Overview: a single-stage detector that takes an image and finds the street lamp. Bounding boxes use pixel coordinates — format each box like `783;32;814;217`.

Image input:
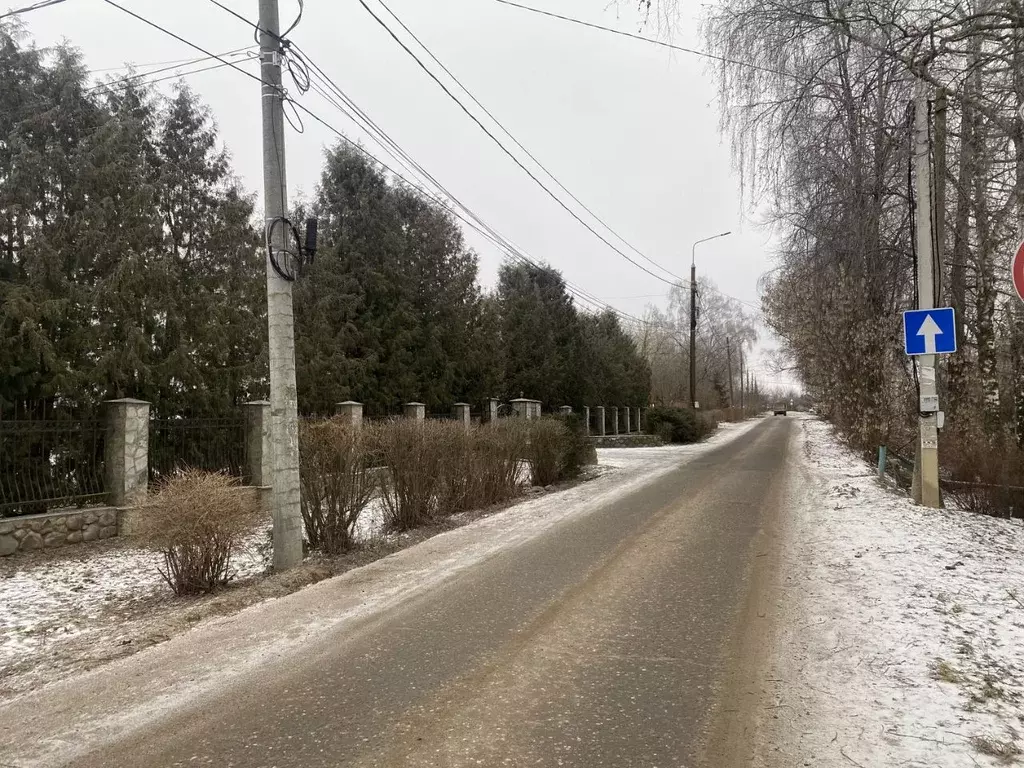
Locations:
689;231;732;409
692;231;732;267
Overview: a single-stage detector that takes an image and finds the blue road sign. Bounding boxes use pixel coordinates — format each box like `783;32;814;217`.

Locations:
903;307;957;355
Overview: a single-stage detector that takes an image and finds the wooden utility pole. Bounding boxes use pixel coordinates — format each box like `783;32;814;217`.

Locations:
912;78;943;509
260;0;303;568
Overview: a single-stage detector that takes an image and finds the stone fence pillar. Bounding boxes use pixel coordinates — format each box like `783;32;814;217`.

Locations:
105;398;150;507
611;407;620;435
559;405;573;416
403;402;425;421
452;403;471;429
583;406;591;435
242;401;273;487
623;407;631;434
593;406;606;436
335;401;364;429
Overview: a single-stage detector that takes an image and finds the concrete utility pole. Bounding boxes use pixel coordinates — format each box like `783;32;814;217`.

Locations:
739;347;745;411
689;231;730;410
260;0;303;568
689;262;698;409
912;78;943;509
726;336;735;409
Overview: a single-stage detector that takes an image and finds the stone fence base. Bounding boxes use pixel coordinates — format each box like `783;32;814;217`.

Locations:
0;507;119;556
0;486;272;557
589;434;665;449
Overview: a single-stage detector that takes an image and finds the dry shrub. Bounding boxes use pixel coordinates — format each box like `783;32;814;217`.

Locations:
139;469;263;596
463;420;528;510
376;419;446;531
526;417;570;487
943;428;1024;517
434;422;475;516
427;420;531;516
299;418;377;553
374;420;531;528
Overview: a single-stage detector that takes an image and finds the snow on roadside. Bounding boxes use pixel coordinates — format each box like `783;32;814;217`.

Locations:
0;528;270;665
765;415;1024;766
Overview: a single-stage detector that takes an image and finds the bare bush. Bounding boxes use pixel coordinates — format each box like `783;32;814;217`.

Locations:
942;430;1024;518
375;420;446;531
526;417;571;487
434;423;476;517
473;420;528;507
299;418;377;553
138;469;263;596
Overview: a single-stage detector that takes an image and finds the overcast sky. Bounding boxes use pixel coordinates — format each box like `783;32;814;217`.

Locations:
18;0;794;390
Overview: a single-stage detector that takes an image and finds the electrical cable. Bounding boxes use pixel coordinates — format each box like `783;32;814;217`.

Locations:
371;0;687;285
88;53;232;75
0;0;68;21
492;0;795;79
356;0;681;288
206;3;761;320
91;58;256;93
266;217;303;281
85;47;255;93
105;0;732;332
206;0;302;43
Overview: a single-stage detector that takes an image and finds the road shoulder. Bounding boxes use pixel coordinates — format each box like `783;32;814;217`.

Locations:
753;415;1024;766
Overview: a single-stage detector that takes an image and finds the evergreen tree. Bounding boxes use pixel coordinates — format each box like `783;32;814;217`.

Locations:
295;144;489;414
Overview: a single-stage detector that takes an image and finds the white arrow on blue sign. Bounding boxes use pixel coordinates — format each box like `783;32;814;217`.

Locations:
903;307;957;355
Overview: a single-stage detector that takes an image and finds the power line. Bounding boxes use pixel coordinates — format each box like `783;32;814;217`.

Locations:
296;60;645;321
105;1;716;332
356;0;681;288
105;0;635;322
493;0;793;79
88;54;227;75
90;56;258;94
101;0;267;90
86;47;255;93
0;0;68;21
205;4;750;324
371;0;686;285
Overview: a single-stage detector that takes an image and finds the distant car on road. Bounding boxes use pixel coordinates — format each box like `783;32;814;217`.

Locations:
773;403;788;416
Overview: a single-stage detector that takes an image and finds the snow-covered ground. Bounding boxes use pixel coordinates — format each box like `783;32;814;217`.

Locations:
0;421;762;701
0;529;270;669
764;415;1024;766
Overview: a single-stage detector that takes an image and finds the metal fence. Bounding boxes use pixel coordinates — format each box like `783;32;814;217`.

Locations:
148;415;246;485
882;448;1024;519
0;413;106;517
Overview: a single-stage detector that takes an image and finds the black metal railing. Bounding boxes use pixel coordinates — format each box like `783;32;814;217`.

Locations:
148;416;246;484
0;416;106;517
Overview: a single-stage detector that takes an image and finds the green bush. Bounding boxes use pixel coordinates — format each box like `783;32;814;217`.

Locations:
643;407;717;444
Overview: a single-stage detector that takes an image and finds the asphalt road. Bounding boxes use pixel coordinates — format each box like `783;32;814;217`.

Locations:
57;418;793;767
